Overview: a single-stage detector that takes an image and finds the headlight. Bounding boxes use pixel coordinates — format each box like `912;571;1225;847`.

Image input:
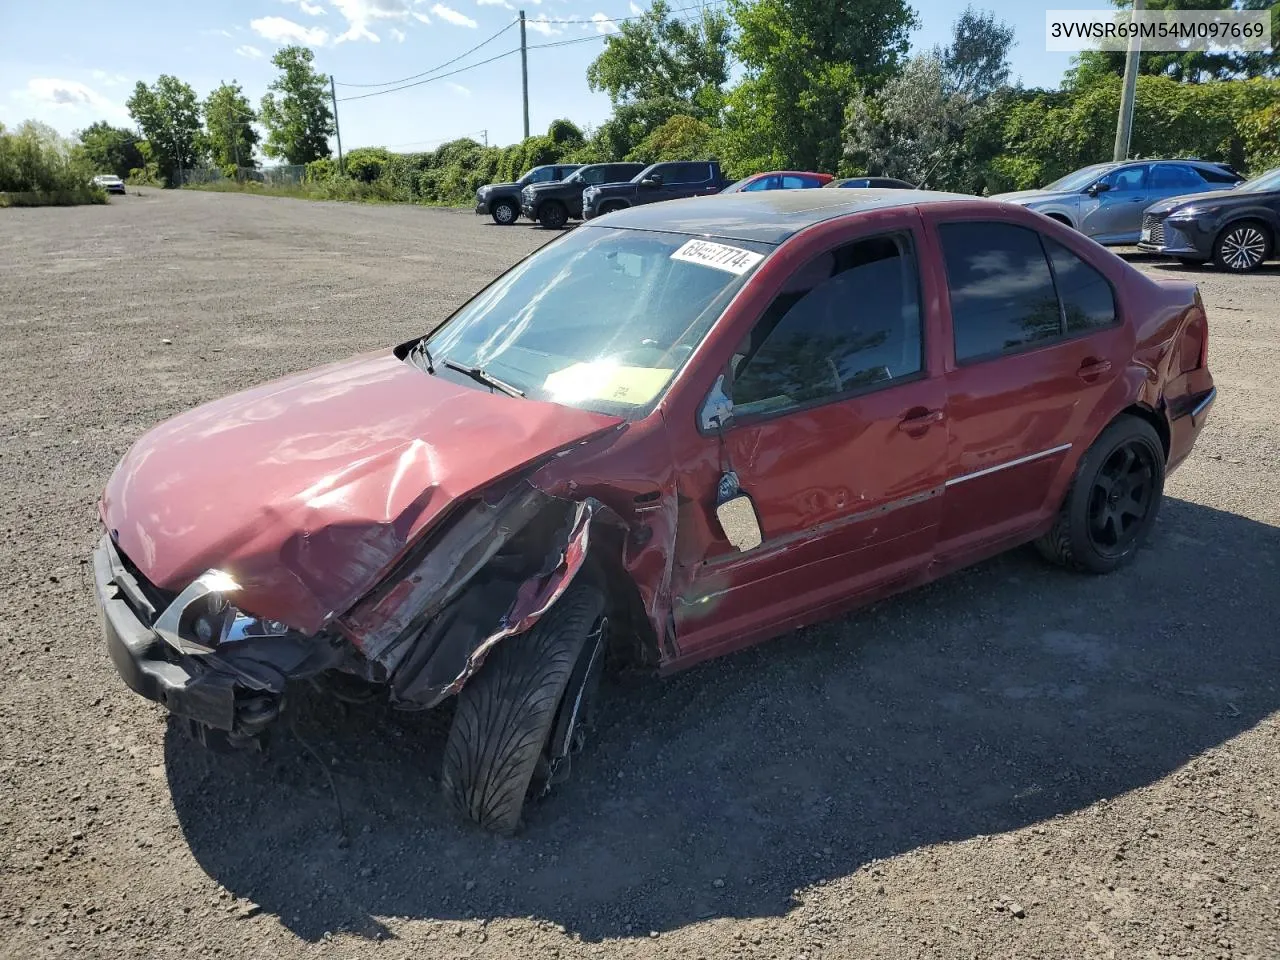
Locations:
153;569;290;656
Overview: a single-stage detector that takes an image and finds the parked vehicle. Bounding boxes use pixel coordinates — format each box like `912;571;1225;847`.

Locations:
720;171;833;193
828;176;917;189
92;174;126;195
94;188;1215;834
521;162;646;228
475;164;582;225
1139;166;1280;272
991;160;1243;245
581;161;725;219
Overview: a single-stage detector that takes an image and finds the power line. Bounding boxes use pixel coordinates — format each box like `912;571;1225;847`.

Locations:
334;20;518;88
336;47;521;102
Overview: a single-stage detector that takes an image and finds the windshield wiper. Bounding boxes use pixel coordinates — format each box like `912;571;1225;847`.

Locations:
408;338;435;374
442;358;525;398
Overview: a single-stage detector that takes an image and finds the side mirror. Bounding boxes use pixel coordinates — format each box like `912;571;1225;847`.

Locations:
641;175;662;188
1086;181;1110;196
716;494;762;553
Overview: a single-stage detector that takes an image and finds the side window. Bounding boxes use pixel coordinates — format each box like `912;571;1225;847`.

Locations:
1199;165;1240;184
781;175;813;189
579;167;607;185
939;222;1063;362
742;175;776;192
1102;165;1148;191
1150;164;1206;190
732;234;923;415
668;163;708;184
527;167;555;184
1045;239;1117;335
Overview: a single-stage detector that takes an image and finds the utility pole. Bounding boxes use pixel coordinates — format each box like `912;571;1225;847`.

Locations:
519;10;530;140
1113;0;1146;161
482;128;488;148
330;74;345;176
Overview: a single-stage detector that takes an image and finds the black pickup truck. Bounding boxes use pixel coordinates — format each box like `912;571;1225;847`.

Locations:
521;162;647;228
581;161;726;220
474;163;582;225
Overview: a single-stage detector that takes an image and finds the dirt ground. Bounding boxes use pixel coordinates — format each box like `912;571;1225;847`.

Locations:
1;188;1277;960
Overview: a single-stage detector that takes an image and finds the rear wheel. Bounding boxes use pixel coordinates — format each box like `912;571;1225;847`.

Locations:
1035;415;1165;574
490;198;518;225
538;200;569;229
441;583;607;834
1213;220;1271;273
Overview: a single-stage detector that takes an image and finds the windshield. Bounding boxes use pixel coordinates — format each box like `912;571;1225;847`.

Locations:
1044;163;1116;192
1238;167;1280;194
422;226;773;418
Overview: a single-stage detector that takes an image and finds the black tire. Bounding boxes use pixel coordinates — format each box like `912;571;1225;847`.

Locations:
1176;257;1207;268
538;200;569;229
442;583;606;834
599;200;627;216
1212;220;1271;273
490;198;519;225
1035;415;1165;574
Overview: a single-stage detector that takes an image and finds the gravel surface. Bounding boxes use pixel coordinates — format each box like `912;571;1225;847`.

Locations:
2;188;1278;960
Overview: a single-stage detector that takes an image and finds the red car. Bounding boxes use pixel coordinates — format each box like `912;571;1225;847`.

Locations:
721;171;833;193
94;189;1215;834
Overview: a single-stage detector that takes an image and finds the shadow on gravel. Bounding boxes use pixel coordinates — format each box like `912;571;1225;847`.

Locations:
166;496;1280;943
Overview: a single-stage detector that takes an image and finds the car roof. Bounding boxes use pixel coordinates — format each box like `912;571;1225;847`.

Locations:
590;188;975;244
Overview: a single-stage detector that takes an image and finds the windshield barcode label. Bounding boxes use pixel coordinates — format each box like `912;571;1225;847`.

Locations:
670;239;764;275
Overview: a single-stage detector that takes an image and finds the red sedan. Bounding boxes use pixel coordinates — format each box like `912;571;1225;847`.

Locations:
721;170;833;192
94;189;1215;833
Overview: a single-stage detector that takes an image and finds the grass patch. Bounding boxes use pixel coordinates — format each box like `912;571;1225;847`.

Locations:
0;186;107;208
183;177;464;207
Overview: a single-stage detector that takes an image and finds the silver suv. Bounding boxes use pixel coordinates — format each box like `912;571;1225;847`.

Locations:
990;160;1242;245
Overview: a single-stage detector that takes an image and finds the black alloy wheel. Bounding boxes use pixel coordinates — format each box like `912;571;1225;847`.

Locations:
1086;440;1158;559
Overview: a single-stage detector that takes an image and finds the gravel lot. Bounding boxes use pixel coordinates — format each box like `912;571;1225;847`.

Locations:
2;188;1278;960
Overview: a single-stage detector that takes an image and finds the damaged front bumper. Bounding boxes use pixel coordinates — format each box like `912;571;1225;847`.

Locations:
92;536;345;742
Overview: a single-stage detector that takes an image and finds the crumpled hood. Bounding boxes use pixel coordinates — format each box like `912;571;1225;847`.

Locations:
101;351;623;634
1144;188;1241;216
990;189;1076;206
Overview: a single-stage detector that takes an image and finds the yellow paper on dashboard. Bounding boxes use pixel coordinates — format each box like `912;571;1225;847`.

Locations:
543;362;674;406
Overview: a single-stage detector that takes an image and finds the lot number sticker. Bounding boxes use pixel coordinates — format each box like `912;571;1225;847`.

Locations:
670;239;764;275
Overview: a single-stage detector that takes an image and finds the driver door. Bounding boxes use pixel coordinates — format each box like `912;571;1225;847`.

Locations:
672;216;948;663
1081;164;1149;241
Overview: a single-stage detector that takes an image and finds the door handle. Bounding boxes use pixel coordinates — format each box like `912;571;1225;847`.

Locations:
1078;358;1112;380
898;409;945;432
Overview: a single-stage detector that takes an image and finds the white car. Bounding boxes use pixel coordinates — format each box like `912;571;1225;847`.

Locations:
92;174;126;195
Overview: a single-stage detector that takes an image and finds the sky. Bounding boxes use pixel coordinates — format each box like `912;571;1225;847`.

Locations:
0;0;1119;153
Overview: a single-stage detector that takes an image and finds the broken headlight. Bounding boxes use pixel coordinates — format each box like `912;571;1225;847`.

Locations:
153;569;291;656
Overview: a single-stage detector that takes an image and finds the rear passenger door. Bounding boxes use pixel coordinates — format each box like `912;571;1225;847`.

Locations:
928;216;1129;560
781;174;822;190
666;162;721;199
1082;164;1150;241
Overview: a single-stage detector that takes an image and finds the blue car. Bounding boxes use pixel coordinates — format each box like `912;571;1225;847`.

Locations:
990;159;1243;245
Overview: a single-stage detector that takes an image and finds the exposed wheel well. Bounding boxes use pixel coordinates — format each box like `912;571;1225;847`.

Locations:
1045;213;1073;228
583;529;662;672
1118;403;1170;460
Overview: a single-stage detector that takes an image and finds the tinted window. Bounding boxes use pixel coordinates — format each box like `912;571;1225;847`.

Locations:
1150;164;1206;190
667;163;710;184
525;166;556;184
1200;165;1242;184
1102;165;1148;191
939;222;1063;362
1045;239;1117;335
733;235;923;415
579;167;609;185
781;174;816;189
742;175;776;192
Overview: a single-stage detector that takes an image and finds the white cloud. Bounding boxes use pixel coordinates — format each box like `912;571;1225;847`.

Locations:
412;10;431;22
446;81;471;96
200;27;235;38
628;1;642;13
236;44;265;58
589;12;617;33
329;0;419;42
477;0;514;7
26;78;110;109
282;0;327;13
250;15;330;44
90;70;130;87
431;3;477;27
524;14;561;35
390;26;406;40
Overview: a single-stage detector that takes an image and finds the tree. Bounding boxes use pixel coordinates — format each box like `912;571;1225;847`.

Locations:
587;0;732;157
74;121;145;179
844;6;1016;191
627;115;717;162
259;46;334;165
727;0;917;172
126;75;205;185
204;82;260;177
1066;0;1280;85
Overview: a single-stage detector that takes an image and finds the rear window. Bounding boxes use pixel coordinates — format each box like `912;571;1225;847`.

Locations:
666;163;711;184
1045;239;1117;335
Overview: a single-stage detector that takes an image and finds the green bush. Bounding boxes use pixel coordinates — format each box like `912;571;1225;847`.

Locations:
0;120;106;206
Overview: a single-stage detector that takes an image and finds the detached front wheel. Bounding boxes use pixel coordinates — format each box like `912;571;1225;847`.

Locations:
442;583;607;834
